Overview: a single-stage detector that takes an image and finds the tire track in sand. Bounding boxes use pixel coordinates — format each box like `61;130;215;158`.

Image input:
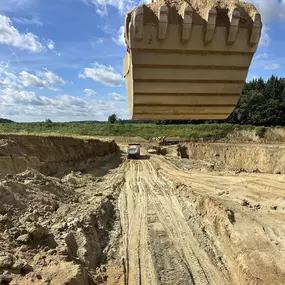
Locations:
116;152;285;285
119;156;229;285
118;160;158;285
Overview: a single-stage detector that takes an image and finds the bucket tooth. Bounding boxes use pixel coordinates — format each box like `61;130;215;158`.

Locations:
158;5;168;40
250;13;262;46
228;8;240;45
133;6;144;40
205;8;217;45
181;5;193;41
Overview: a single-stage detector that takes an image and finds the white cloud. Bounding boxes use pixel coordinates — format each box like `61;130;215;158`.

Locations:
90;38;104;48
95;38;103;44
255;53;268;60
19;71;46;88
0;71;22;90
59;94;87;107
40;70;65;85
13;17;43;26
112;26;125;46
259;25;271;47
252;54;282;71
0;14;53;53
79;62;124;87
0;61;10;68
1;88;50;106
246;1;285;48
248;0;285;22
0;88;129;122
99;24;125;46
0;0;37;13
84;0;285;19
263;63;280;70
0;63;66;91
84;0;138;16
47;40;55;50
98;25;116;35
109;92;126;101
0;15;44;52
84;88;96;96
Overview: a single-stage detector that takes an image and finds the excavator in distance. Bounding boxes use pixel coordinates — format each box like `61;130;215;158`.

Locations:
154;136;180;145
123;0;262;121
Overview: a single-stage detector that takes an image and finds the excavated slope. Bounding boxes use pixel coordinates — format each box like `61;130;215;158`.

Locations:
0;135;120;178
185;142;285;173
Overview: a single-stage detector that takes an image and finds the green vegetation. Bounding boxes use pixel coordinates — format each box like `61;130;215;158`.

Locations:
0;122;247;140
108;114;118;124
0;118;14;123
255;126;267;138
228;76;285;125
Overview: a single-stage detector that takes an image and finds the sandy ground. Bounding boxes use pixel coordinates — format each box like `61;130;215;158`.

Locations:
1;135;285;284
117;152;285;285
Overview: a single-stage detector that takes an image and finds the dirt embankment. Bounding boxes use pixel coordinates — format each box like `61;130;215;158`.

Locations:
0;135;124;285
219;128;285;144
149;140;285;173
182;143;285;173
0;135;120;178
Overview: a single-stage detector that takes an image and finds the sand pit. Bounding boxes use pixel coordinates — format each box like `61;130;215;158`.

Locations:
1;135;285;284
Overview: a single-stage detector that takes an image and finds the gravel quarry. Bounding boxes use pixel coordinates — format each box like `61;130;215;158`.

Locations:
0;135;285;285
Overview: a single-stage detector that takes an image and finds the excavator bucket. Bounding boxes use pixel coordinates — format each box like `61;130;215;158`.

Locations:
123;0;262;120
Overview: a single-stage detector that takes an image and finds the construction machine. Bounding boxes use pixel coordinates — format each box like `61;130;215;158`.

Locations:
127;143;141;159
123;0;262;120
155;136;180;145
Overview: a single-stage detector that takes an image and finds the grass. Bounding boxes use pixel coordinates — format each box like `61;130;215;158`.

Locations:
0;122;253;140
255;126;267;138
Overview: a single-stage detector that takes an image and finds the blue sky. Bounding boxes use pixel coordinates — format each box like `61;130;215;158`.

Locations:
0;0;284;122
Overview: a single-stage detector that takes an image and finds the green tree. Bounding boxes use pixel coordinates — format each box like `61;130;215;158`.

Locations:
228;76;285;125
108;114;118;124
0;118;14;123
45;118;52;123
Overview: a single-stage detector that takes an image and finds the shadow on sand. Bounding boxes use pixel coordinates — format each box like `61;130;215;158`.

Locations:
127;155;150;161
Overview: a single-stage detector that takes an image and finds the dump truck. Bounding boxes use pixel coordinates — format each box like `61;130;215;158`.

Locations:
123;0;262;120
127;144;141;159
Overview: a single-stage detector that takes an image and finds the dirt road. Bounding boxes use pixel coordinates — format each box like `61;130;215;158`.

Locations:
1;135;285;285
116;153;285;285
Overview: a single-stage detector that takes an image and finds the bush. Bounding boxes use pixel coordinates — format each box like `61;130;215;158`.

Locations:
108;114;117;124
255;126;267;138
